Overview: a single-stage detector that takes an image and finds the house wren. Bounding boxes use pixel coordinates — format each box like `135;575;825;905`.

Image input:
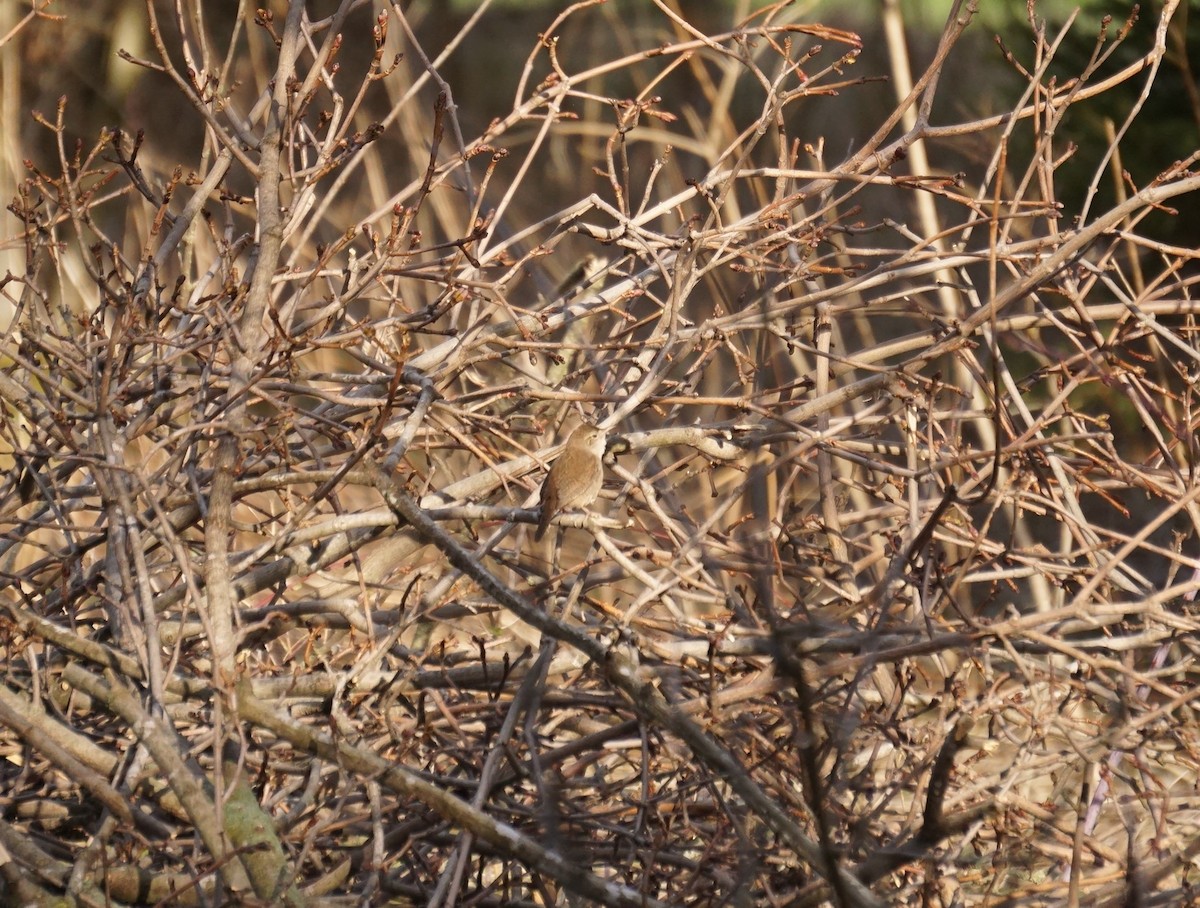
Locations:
535;423;606;541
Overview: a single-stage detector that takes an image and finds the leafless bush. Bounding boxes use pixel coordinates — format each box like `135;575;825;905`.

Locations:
1;0;1199;904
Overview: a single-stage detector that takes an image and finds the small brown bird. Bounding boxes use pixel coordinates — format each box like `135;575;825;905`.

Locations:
535;423;606;541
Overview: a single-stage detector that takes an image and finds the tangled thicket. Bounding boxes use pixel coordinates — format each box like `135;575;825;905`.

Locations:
2;0;1200;905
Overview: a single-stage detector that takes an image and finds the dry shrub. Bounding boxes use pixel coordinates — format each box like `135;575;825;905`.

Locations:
0;1;1198;905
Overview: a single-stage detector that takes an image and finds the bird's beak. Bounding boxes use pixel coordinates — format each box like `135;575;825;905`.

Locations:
604;434;629;457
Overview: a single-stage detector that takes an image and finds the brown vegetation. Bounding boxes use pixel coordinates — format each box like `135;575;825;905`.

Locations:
1;0;1199;905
